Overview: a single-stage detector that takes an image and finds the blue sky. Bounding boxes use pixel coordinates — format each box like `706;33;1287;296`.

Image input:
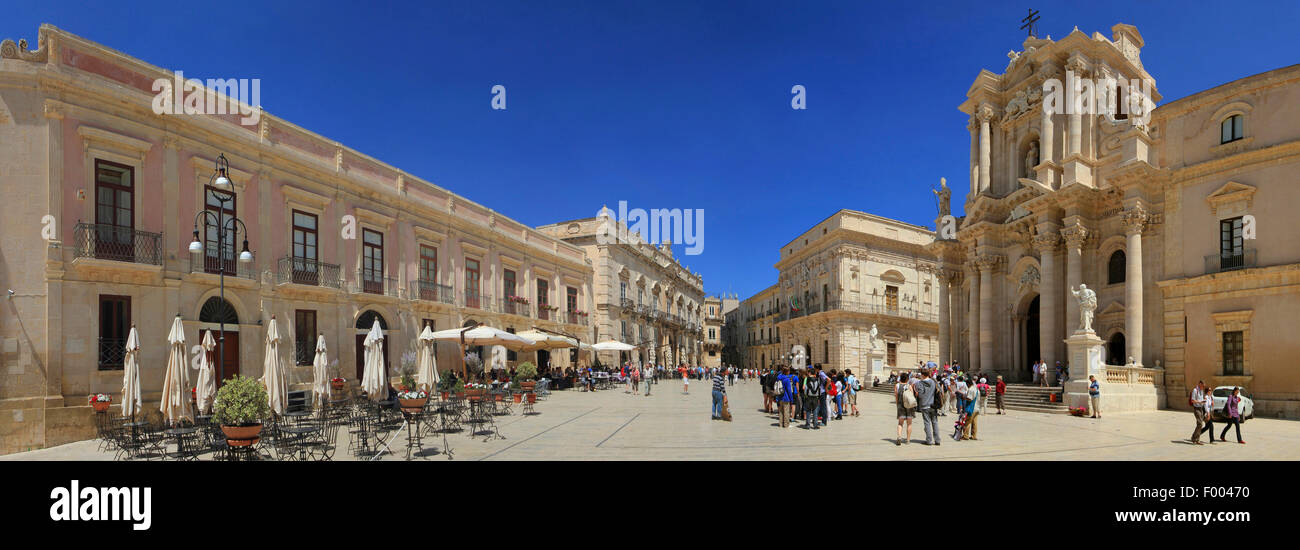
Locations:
6;1;1297;301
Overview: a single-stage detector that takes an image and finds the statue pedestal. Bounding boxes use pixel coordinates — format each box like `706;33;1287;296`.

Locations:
865;348;886;382
1063;330;1105;411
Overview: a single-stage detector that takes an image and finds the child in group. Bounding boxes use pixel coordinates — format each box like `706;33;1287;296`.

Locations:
682;370;689;394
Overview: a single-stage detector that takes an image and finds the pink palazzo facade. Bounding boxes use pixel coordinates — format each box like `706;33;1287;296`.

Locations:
0;25;594;454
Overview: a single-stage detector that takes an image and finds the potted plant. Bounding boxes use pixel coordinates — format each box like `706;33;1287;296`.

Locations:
329;359;345;392
212;375;271;442
436;370;458;399
395;371;428;412
516;361;538;392
1069;406;1089;417
509;378;523;402
88;393;112;413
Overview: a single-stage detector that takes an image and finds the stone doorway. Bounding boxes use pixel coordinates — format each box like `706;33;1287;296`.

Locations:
1024;295;1040;383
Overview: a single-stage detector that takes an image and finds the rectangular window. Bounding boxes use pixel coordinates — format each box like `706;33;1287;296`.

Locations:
1222;331;1244;375
291;210;318;284
567;286;578;312
503;269;516;298
466;258;481;308
537;279;549;320
1219;217;1244;270
294;310;316;366
203;186;238;275
419;245;437;284
361;229;384;294
620;282;627;302
885;285;899;314
98;295;131;370
505;327;517;361
94;160;135;262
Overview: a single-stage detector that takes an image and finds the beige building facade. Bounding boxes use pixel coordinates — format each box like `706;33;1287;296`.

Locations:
734;211;940;380
0;25;594;454
936;23;1300;417
536;214;706;368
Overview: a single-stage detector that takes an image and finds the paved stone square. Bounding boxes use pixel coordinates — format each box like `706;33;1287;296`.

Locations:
5;377;1298;461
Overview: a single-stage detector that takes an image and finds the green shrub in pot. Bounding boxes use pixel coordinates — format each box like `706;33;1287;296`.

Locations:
212;375;271;427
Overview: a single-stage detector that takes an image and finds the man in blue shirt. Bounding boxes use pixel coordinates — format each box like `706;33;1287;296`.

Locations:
774;367;793;428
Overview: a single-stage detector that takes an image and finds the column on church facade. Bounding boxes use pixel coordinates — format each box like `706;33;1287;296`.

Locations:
968;118;979;195
967;268;979;371
1123;206;1148;366
1062;221;1089;335
1011;314;1022;372
937;269;951;366
1033;231;1061;368
978;105;992;193
1040;105;1054;166
976;255;999;373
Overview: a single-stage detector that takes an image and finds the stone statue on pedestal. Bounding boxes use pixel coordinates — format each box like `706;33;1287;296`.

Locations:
932;177;951;216
868;324;880;351
1071;284;1098;333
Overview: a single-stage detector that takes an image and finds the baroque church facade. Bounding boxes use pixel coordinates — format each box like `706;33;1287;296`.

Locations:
931;24;1300;417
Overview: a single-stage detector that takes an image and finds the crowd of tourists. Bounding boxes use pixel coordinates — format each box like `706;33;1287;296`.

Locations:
754;364;861;429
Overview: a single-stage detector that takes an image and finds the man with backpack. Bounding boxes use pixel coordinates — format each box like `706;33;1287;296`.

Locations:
913;368;939;445
845;369;860;417
776;366;794;428
802;369;822;430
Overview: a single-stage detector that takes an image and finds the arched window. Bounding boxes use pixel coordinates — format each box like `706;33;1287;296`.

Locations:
1221;115;1243;144
199;297;239;325
1108;250;1126;285
356;310;388;330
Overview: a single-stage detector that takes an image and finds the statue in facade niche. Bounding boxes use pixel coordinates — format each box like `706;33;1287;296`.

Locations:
1071;284;1098;334
868;324;880;351
1025;141;1040;176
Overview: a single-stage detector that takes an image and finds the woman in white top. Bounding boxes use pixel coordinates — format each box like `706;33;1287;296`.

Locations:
682;370;689;394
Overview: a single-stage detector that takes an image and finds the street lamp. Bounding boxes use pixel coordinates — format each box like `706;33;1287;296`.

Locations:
188;153;253;387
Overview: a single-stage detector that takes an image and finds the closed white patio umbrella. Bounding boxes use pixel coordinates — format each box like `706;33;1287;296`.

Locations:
261;316;289;415
194;330;216;415
415;325;439;391
362;319;387;401
160;315;193;425
312;334;330;406
121;326;142;418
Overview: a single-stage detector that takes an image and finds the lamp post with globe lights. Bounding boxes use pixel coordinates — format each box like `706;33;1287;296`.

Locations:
187;153;253;386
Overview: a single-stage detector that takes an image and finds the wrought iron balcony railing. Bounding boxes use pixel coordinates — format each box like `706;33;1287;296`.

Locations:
1204;248;1257;274
355;269;399;297
500;298;531;317
411;280;455;304
276;257;343;289
188;255;257;280
73;223;163;265
463;291;493;311
98;337;126;370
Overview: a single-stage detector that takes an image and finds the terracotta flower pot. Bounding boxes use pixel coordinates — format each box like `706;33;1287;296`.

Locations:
91;401;110;413
527;393;537;404
512;393;523;403
331;381;345;392
221;423;262;441
399;397;428;412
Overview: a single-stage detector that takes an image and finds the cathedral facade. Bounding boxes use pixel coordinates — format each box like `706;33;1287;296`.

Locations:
932;24;1300;417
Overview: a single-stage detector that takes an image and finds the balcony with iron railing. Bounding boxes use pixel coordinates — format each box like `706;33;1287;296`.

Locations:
411;280;455;304
824;298;937;323
188;254;258;280
620;297;635;310
564;311;589;325
1204;248;1258;274
73;223;163;266
537;305;557;321
500;297;532;317
276;256;343;289
463;291;493;311
355;269;399;297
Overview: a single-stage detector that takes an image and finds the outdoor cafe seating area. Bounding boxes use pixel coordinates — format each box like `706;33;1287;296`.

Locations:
92;381;553;461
